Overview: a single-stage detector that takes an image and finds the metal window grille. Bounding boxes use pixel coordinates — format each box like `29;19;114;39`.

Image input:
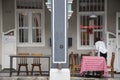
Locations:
16;0;43;9
80;15;103;46
79;0;105;46
79;0;104;12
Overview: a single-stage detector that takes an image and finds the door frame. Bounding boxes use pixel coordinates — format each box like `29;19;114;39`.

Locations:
116;12;120;72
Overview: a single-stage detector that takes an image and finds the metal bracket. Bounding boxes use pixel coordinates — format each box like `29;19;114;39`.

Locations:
57;63;62;70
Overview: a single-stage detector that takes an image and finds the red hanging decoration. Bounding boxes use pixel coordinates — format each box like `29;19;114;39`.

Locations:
80;25;103;34
87;28;93;34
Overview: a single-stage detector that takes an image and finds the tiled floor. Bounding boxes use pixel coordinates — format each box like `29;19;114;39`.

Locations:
0;70;120;80
0;76;118;80
0;77;49;80
0;74;120;80
71;74;120;80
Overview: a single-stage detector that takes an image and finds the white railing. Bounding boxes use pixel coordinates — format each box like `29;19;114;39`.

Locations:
106;31;117;71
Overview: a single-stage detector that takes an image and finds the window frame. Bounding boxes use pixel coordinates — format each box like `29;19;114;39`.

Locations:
16;8;45;47
77;0;106;50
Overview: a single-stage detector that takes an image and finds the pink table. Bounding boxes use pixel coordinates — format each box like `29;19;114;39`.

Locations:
80;56;108;77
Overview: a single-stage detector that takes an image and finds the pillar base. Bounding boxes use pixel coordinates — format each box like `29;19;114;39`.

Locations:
50;68;70;80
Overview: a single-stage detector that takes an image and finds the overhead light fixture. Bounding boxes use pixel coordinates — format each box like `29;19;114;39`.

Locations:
89;13;97;18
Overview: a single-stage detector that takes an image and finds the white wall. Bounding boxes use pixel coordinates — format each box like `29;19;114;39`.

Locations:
107;0;120;33
2;0;15;32
0;0;2;65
